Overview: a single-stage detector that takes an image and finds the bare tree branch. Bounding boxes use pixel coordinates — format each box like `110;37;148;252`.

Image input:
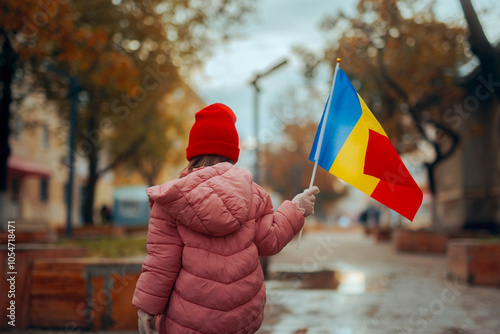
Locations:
376;48;429;141
459;0;494;60
376;48;410;104
97;134;146;175
430;121;461;161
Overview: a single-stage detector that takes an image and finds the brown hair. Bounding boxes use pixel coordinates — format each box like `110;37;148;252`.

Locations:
181;154;235;176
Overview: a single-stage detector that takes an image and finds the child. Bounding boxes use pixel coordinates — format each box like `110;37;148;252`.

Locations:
132;103;319;334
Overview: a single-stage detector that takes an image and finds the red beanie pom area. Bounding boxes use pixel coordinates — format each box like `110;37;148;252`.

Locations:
186;103;240;163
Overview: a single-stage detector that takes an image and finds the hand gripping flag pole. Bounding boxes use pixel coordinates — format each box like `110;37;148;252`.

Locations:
296;58;342;249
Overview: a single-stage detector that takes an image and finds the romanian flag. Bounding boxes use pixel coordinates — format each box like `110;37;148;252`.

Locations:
309;68;423;221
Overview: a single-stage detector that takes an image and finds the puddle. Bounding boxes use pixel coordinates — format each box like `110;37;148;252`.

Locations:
271;269;340;289
268;269;386;293
442;329;472;334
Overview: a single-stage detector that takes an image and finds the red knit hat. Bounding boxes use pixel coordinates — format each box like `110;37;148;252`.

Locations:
186;103;240;162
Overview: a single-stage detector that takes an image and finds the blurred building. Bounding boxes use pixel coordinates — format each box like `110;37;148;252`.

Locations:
434;61;500;232
7;93;84;228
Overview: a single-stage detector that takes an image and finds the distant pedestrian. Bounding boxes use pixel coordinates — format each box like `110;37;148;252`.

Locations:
359;205;380;226
100;204;112;225
132;103;319;334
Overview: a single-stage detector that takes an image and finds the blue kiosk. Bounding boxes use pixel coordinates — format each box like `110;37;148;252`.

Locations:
112;186;150;227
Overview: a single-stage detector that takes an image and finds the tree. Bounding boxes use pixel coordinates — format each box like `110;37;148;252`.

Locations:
65;0;255;224
296;0;471;224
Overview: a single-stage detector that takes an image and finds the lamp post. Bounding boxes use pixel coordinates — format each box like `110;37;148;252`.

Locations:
249;58;288;185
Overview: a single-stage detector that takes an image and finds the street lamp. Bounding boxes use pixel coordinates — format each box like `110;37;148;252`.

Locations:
249;58;288;185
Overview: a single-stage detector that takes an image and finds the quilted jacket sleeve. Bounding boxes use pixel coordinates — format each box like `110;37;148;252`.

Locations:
253;185;305;256
132;202;183;315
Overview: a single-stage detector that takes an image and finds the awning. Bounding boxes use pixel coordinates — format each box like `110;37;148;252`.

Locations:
8;157;51;178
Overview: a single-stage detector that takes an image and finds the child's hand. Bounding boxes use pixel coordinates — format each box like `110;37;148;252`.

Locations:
138;309;154;334
292;186;320;217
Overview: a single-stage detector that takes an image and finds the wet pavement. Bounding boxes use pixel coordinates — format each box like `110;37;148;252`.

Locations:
257;231;500;334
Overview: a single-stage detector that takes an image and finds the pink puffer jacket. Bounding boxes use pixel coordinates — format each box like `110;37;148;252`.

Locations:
132;162;304;334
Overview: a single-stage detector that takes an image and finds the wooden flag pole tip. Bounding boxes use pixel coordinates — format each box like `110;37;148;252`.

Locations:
337;58;341;63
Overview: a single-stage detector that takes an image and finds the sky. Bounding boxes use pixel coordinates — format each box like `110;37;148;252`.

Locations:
190;0;500;171
192;0;351;142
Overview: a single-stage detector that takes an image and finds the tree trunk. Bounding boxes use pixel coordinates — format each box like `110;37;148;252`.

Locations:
83;168;98;225
425;162;436;196
425;162;440;229
136;161;159;187
82;115;99;225
0;36;16;230
146;174;155;187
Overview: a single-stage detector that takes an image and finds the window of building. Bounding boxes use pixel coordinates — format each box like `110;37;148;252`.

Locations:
119;200;139;217
41;125;49;149
13;118;23;140
40;179;49;203
173;87;184;100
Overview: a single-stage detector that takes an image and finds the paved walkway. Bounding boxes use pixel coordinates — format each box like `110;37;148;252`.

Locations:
258;231;500;334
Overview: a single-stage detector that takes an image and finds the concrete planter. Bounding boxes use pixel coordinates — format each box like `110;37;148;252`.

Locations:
372;226;392;242
447;239;500;286
393;229;450;254
363;225;374;236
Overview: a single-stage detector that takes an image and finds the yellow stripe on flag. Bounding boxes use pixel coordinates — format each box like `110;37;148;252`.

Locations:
329;95;389;196
328;118;377;195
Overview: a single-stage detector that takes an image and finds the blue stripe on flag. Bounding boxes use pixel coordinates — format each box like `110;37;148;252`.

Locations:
309;69;363;170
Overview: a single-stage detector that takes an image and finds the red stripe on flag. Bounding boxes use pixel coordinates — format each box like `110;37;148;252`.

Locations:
364;129;422;220
364;130;417;188
371;181;423;221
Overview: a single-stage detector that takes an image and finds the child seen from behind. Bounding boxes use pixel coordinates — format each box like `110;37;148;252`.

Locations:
132;103;319;334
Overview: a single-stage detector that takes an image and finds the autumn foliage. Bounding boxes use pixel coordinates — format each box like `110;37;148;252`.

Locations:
0;0;256;225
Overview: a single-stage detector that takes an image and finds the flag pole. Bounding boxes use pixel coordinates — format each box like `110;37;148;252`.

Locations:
297;58;341;249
